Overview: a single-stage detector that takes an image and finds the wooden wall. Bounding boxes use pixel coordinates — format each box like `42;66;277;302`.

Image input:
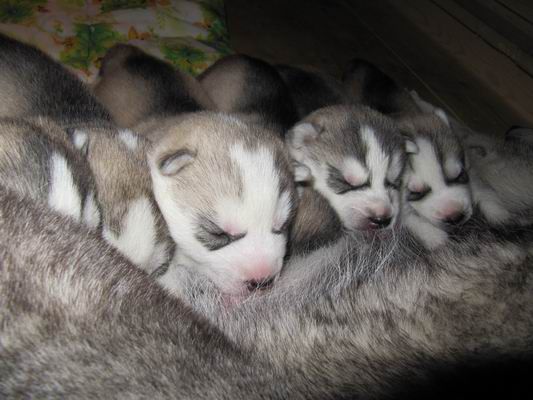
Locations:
226;0;533;137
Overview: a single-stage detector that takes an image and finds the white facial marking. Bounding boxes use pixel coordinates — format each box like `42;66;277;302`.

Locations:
341;158;368;187
82;191;101;229
103;196;161;273
444;158;461;180
48;152;82;220
404;138;472;233
310;126;399;230
151;143;288;296
118;129;139;150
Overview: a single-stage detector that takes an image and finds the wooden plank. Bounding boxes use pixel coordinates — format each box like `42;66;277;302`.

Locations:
497;0;533;24
379;0;533;132
454;0;533;56
432;0;533;76
224;0;449;113
225;0;533;136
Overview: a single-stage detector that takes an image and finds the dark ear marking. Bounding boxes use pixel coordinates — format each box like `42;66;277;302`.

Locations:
158;149;196;176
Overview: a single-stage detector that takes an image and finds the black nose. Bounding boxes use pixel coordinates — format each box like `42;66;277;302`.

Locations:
444;212;466;226
245;276;275;292
368;216;392;228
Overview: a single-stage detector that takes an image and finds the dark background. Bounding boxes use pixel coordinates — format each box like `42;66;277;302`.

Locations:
225;0;533;137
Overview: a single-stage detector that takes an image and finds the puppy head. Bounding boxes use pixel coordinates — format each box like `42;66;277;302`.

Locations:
287;105;406;231
400;112;473;230
148;112;296;296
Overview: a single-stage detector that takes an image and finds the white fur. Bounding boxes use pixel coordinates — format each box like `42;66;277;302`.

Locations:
82;191;100;230
403;138;473;248
309;126;400;230
103;196;162;273
404;213;448;250
48;152;82;220
151;144;289;296
72;129;88;151
118;129;139;150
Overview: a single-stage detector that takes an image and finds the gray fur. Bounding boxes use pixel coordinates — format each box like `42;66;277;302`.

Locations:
76;126;175;274
0;117;100;229
342;58;421;118
93;44;214;128
468;130;533;226
0;33;111;129
289;187;342;255
287;105;404;171
277;64;351;119
1;185;533;398
199;54;299;136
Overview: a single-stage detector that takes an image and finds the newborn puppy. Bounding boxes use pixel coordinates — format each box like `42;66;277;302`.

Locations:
93;44;214;128
286;105;406;232
145;112;297;300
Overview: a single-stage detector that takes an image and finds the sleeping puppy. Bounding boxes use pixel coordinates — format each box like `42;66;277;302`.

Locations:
93;44;215;127
0;33;111;128
198;54;299;137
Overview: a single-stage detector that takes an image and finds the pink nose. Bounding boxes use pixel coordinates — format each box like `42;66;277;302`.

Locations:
245;276;276;292
367;207;393;229
243;262;277;292
442;211;466;225
438;203;467;225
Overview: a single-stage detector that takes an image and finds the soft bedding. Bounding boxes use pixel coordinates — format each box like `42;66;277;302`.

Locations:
0;0;230;81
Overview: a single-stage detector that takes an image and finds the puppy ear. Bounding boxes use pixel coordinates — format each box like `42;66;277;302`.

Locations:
286;121;322;162
433;108;450;127
505;126;533;145
410;90;437;114
405;139;419;154
158;149;196;176
67;128;89;156
292;161;312;183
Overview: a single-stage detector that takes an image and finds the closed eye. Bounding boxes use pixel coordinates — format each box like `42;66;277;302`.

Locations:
327;165;370;195
448;168;469;185
195;217;246;251
407;187;431;202
335;178;370;195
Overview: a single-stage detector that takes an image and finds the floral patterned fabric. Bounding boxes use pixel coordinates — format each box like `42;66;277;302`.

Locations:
0;0;230;82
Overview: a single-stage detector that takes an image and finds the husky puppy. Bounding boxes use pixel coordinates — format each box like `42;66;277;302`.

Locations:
276;64;351;120
198;54;299;136
2;183;533;398
286;105;406;231
143;112;297;299
0;34;172;273
342;58;421;118
399;112;473;249
69;127;175;275
0;117;100;229
506;125;533;144
93;44;214;128
465;130;533;226
0;33;111;128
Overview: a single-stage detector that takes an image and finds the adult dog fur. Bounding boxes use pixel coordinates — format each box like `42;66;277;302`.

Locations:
1;183;532;398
